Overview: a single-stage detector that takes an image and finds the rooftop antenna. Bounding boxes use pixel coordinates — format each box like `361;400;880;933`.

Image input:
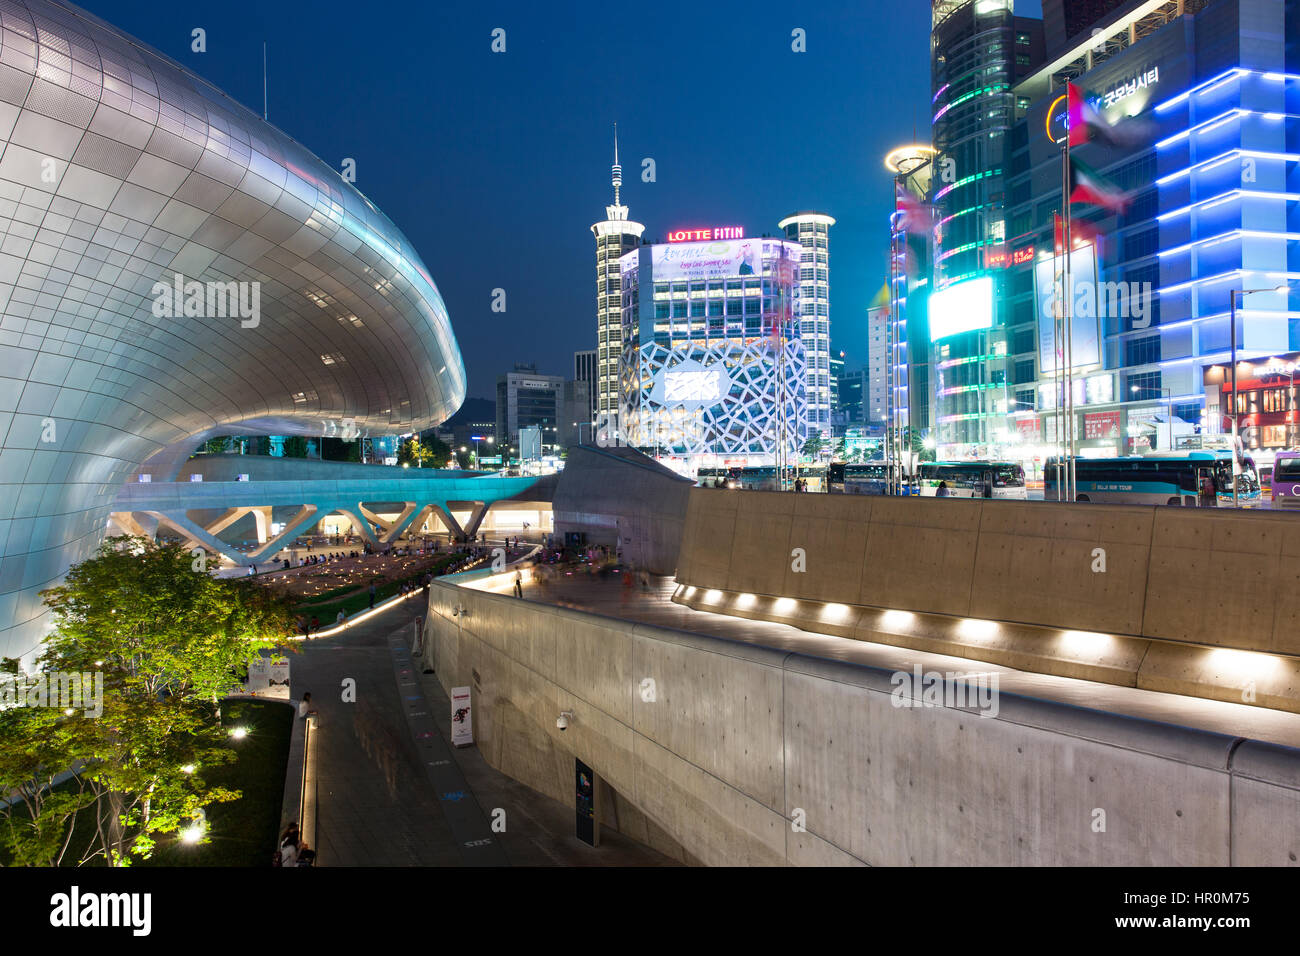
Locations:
262;42;267;121
611;122;622;206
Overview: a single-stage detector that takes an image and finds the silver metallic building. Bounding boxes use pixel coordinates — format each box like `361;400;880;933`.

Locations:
0;0;465;664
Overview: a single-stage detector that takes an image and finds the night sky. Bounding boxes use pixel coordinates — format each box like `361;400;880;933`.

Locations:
81;0;1041;401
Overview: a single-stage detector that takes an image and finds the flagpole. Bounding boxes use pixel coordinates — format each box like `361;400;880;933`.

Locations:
1062;121;1076;502
1054;214;1064;501
887;194;897;495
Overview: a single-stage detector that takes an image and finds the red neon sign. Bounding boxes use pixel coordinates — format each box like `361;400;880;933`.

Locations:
1012;245;1035;265
666;226;744;242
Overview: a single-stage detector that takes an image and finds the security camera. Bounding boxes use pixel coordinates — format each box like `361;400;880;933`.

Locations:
557;710;573;731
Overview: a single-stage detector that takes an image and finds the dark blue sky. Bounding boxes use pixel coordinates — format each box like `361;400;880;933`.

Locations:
81;0;1033;400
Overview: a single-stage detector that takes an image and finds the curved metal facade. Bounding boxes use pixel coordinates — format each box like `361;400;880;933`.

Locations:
0;0;466;662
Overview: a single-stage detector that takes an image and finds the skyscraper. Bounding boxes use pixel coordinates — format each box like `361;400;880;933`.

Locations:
930;0;1044;456
779;212;836;439
591;127;645;445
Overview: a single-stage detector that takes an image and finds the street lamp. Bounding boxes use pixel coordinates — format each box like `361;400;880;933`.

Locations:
1130;384;1173;451
1229;284;1290;506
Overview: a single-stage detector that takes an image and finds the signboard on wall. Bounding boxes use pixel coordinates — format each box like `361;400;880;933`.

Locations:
450;686;473;746
575;758;599;847
1036;244;1101;374
1084;411;1121;440
652;239;765;281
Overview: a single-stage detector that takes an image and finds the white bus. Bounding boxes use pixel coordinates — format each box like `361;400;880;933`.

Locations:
916;461;1028;499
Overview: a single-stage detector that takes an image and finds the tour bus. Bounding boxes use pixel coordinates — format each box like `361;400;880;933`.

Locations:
731;465;826;492
696;466;740;489
1044;451;1261;506
915;461;1028;499
827;461;909;495
1271;452;1300;509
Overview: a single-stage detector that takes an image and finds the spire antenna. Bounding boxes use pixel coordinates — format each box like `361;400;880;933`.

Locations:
611;123;622;207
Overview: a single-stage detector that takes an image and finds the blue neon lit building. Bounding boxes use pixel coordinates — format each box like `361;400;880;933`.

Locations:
993;0;1297;470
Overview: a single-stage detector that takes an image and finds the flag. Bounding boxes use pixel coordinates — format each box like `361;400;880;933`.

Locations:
869;281;892;317
1054;212;1064;257
1068;82;1153;148
1069;157;1129;213
894;182;931;237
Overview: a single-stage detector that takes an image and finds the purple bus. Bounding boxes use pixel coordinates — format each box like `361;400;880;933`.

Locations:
1272;453;1300;509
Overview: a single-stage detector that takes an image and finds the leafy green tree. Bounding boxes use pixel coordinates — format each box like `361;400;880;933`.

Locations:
282;436;308;458
39;537;291;717
0;537;295;865
802;434;826;460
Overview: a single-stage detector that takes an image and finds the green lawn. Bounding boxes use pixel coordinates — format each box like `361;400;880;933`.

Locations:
1;699;293;868
292;554;457;622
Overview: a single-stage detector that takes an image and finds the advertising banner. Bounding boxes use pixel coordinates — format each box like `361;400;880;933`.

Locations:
1036;244;1101;373
1084;411;1121;440
451;686;473;746
243;655;290;700
652;238;764;281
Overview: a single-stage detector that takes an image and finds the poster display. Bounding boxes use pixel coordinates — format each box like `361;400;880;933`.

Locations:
451;686;473;746
1036;244;1101;373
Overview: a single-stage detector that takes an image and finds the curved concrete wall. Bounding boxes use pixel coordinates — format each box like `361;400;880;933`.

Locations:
552;445;693;574
422;576;1300;866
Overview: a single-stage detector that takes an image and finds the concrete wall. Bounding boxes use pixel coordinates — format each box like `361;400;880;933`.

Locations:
672;489;1300;712
421;576;1300;866
552;445;693;574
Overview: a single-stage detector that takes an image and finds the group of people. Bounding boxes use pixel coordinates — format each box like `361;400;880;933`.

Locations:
273;822;315;867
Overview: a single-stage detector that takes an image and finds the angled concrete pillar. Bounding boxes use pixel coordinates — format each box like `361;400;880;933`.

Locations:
339;507;379;547
429;503;466;540
251;506;272;544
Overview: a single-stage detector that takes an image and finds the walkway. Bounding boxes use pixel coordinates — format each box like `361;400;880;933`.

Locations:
490;568;1300;749
291;594;678;866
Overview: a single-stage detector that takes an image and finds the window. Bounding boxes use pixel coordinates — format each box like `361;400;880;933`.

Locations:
1125;335;1160;366
1014;359;1035;384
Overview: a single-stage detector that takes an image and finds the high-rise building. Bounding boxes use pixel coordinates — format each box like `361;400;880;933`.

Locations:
617;235;807;467
930;0;1045;456
779;212;836;439
591;128;645;445
496;364;564;453
574;348;598;429
867;305;890;425
995;0;1291;476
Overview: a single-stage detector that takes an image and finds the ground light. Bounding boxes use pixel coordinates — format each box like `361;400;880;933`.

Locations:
229;726;248;740
180;809;207;846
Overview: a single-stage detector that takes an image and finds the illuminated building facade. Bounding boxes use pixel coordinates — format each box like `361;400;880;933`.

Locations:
779;212;835;439
995;0;1296;474
591;129;644;445
930;0;1044;456
617;235;807;466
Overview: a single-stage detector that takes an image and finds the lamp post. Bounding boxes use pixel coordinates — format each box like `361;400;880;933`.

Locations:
1229;285;1291;506
1130;384;1172;451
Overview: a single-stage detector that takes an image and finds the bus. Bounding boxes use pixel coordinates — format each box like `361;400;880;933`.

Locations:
828;461;909;495
696;466;740;489
1271;452;1300;509
1045;452;1261;506
916;461;1028;499
732;465;826;492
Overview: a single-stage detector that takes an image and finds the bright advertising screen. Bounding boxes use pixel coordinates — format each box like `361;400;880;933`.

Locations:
929;276;994;341
1036;244;1101;373
652;239;764;282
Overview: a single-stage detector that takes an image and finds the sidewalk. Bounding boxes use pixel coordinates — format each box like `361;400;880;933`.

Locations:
291;597;677;866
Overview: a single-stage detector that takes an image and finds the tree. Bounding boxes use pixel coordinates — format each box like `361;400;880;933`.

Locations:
282;436;308;458
0;537;297;865
399;436;434;468
802;434;826;460
834;438;848;461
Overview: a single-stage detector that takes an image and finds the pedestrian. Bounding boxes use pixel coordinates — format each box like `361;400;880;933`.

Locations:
936;481;950;497
514;569;523;598
369;582;377;608
309;615;320;638
336;609;345;627
297;692;315;720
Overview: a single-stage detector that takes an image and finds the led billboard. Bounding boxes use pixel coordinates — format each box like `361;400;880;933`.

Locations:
652;239;764;282
928;276;994;341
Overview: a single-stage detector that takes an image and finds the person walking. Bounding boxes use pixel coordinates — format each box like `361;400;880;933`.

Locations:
309;615;320;639
513;569;523;598
368;582;377;609
335;609;345;627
